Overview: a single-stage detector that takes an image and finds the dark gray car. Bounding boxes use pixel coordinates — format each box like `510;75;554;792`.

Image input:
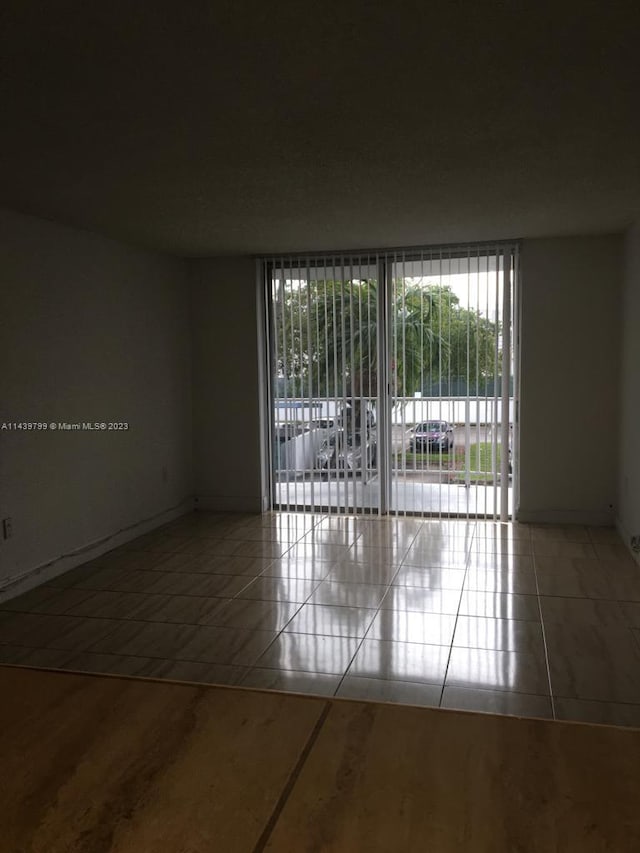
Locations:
410;420;454;452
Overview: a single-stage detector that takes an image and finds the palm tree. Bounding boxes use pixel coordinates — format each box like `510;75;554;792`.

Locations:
274;277;446;393
272;276;499;406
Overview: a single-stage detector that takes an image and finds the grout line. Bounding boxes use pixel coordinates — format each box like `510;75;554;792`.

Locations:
233;562;328;673
0;600;312;634
532;554;556;720
251;701;332;853
437;522;475;708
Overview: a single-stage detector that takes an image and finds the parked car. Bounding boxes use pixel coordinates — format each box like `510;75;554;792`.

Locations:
316;429;377;477
410;420;454;452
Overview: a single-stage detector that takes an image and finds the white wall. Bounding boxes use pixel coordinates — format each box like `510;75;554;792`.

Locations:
190;258;265;512
0;210;193;594
618;223;640;552
519;235;622;525
0;214;626;598
189;239;625;524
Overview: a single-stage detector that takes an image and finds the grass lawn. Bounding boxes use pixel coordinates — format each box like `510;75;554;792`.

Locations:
396;443;502;479
401;451;454;467
467;442;502;471
452;442;503;483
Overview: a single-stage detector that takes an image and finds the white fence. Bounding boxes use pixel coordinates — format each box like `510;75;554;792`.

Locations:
275;397;514;427
392;398;514;425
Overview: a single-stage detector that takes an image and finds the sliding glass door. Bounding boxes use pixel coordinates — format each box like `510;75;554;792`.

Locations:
264;243;518;520
267;255;381;513
388;246;517;519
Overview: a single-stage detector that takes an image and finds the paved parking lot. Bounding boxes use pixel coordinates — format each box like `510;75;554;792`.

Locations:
393;424;504;453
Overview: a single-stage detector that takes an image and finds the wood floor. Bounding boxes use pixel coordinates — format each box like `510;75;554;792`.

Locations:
1;665;639;852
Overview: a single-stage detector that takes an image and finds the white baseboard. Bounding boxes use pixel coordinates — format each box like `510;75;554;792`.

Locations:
194;494;264;514
0;497;195;604
516;508;616;526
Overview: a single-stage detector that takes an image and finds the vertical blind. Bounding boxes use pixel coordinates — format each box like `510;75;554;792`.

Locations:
263;242;518;521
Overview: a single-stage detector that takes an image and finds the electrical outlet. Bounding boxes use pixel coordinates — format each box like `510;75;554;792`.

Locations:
2;518;13;539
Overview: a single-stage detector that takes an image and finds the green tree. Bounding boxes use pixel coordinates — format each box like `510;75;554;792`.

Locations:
273;278;500;402
403;284;500;395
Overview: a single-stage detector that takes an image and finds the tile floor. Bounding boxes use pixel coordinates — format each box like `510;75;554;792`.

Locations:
2;511;640;728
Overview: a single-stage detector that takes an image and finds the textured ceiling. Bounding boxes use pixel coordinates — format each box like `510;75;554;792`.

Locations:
1;1;639;255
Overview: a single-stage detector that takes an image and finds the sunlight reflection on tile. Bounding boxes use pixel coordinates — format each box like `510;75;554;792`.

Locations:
263;558;335;581
381;587;461;614
366;611;456;645
453;615;544;654
463;568;538;595
255;632;360;674
5;511;640;729
445;647;549;695
284;604;377;638
393;566;466;591
474;521;532;541
466;554;534;572
402;549;468;569
236;577;319;604
309;581;389;609
459;591;540;621
347;639;448;684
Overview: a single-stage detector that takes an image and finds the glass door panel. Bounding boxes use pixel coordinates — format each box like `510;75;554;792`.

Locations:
388;247;516;519
268;256;381;514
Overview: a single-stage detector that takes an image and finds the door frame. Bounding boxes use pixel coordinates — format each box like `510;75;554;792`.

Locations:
261;241;520;521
